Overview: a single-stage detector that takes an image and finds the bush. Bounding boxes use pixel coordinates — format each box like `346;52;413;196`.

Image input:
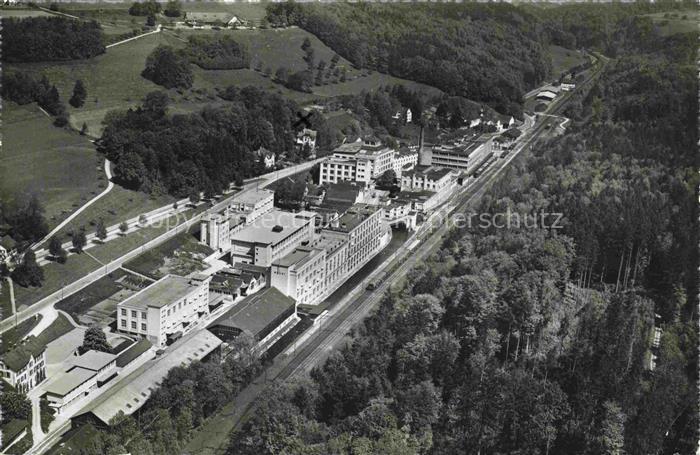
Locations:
129;0;160;16
186;35;250;70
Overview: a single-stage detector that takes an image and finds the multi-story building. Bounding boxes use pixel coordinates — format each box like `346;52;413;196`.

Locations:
230;210;317;267
200;189;275;251
392;148;419;178
117;274;211;347
200;210;231;253
271;247;327;306
0;336;46;393
323;204;388;278
311;232;349;290
320;138;396;185
228;188;275;223
401;166;456;192
420;136;493;173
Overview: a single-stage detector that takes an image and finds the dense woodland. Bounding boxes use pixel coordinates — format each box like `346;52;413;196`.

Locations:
99;88;306;197
2;17;104;63
224;6;698;455
266;3;551;118
186;35;251;70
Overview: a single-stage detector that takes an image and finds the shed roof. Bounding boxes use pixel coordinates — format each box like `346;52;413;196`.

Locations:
208;288;295;338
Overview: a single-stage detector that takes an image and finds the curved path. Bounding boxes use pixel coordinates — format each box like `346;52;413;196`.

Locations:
33;159;114;250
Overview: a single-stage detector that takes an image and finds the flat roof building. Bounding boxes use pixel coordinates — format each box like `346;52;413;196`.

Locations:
230;209;316;267
420;136;493;173
271;247;327;306
117;274;211;348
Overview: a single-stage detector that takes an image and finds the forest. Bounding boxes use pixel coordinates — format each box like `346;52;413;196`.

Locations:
224;6;698;455
98;87;306;197
266;2;551;118
2;17;105;63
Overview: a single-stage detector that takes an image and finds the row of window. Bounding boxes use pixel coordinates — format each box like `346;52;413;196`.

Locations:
121;319;147;331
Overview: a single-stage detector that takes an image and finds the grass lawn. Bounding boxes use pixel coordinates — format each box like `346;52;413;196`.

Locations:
55;269;126;321
34;313;74;348
124;230;213;279
51;184;176;241
643;10;699;36
0;8;53;17
11;253;102;312
1;314;42;355
549;45;587;78
1;103;103;231
5;31;186;135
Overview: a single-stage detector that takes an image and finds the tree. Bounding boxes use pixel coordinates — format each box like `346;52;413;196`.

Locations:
375;169;396;189
81;326;111;353
189;191;200;204
71;229;87;253
48;236;67;263
146;13;156;27
286;70;313;93
96;219;108;243
164;0;182;18
11;250;44;287
119;221;129;235
69;79;87;108
0;390;31;420
275;67;290;84
142;46;193;89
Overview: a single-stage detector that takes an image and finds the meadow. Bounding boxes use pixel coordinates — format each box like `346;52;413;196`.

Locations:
0;103;103;230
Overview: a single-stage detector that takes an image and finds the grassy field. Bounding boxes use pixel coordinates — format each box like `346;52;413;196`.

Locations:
643;10;698;36
124;230;213;279
549;45;587;77
5;31;186;134
1;103;103;231
11;253;102;312
1;314;42;355
34;313;74;348
0;8;53;17
0;281;12;320
312;71;443;99
52;184;176;241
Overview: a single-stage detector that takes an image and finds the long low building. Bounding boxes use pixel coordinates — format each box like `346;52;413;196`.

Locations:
72;330;222;427
207;287;297;352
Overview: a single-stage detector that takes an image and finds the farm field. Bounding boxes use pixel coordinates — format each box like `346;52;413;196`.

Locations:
643;10;698;36
1;103;103;231
1;315;42;354
55;269;128;324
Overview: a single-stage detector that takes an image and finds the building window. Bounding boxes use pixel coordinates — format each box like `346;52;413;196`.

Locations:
121;308;126;316
121;320;126;327
131;321;137;329
142;312;146;320
131;310;137;318
141;323;147;331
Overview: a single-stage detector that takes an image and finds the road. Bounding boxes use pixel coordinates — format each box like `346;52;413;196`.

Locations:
0;159;322;335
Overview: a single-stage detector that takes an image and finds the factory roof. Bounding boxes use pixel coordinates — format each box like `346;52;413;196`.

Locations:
46;367;96;397
403;165;454;181
208;288;296;338
273;247;325;269
326;204;379;233
71;350;116;372
115;339;153;368
118;275;204;310
230;210;314;245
